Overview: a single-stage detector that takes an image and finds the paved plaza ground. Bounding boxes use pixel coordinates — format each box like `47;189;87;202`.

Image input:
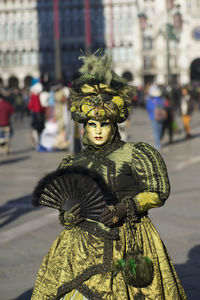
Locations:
0;107;200;300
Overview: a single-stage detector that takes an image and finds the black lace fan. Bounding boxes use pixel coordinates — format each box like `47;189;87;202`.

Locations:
32;166;115;221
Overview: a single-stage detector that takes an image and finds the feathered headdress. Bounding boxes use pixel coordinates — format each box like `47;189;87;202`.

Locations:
70;50;136;123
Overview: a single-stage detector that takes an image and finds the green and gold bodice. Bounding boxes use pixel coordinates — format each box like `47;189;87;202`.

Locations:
59;140;170;213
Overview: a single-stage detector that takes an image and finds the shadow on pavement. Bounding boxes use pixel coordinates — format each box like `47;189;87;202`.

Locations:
11;147;34;155
0;194;41;228
162;132;200;147
15;288;33;300
175;244;200;300
0;155;31;165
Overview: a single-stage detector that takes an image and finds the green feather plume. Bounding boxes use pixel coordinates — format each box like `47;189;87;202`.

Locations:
79;49;114;86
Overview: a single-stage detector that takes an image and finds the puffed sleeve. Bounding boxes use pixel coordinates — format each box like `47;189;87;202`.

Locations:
131;142;170;213
58;155;75;169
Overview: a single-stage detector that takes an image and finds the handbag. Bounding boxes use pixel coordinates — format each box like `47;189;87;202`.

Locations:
154;107;167;122
112;220;154;299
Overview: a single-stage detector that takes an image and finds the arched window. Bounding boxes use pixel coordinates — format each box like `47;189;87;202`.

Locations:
24;76;32;88
8;76;19;88
2;53;6;66
5;23;9;40
25;21;32;39
22;50;28;65
127;45;134;61
15;51;20;66
18;22;23;39
119;46;126;61
13;51;17;66
5;51;11;66
191;58;200;81
112;47;118;62
30;50;37;66
144;56;155;70
126;15;133;33
143;36;153;50
13;22;17;40
21;22;25;39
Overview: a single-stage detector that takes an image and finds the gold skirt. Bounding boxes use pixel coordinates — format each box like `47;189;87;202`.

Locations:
60;290;88;300
31;217;187;300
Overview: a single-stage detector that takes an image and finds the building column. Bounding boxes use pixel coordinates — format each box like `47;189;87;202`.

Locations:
180;71;190;85
178;53;190;85
156;36;166;85
2;74;9;87
18;76;25;89
134;71;143;86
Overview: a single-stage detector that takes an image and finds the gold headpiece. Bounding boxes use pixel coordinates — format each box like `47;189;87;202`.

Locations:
70;50;136;123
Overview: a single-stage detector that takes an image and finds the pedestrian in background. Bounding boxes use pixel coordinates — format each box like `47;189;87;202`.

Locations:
28;80;45;148
180;86;194;139
0;92;15;154
14;88;24;121
160;93;174;144
146;85;166;150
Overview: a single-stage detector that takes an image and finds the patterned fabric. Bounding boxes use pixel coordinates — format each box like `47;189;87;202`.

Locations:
31;141;187;300
60;290;88;300
69;52;136;124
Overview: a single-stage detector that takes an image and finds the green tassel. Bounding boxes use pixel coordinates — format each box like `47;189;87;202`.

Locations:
117;259;126;268
112;259;125;279
144;256;152;265
129;259;136;275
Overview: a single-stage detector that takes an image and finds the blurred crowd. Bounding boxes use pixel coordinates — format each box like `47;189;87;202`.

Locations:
0;79;200;155
138;83;199;149
0;78;78;154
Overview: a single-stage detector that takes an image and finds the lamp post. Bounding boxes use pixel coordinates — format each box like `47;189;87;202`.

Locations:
53;0;61;81
138;12;147;31
137;1;182;86
165;5;182;85
166;23;173;85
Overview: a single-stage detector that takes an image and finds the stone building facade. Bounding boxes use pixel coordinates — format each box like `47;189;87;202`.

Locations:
137;0;200;85
0;0;200;88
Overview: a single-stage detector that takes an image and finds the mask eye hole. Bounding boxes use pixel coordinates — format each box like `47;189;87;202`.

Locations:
101;121;110;127
88;122;96;128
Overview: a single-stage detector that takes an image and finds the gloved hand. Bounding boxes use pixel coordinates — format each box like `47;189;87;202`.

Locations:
100;202;127;227
62;203;84;226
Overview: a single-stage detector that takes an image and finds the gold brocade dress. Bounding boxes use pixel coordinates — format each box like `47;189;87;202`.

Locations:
31;140;187;300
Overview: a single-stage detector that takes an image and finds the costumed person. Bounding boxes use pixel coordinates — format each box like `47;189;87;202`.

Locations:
31;52;187;300
146;85;167;150
52;83;70;151
38;90;58;152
